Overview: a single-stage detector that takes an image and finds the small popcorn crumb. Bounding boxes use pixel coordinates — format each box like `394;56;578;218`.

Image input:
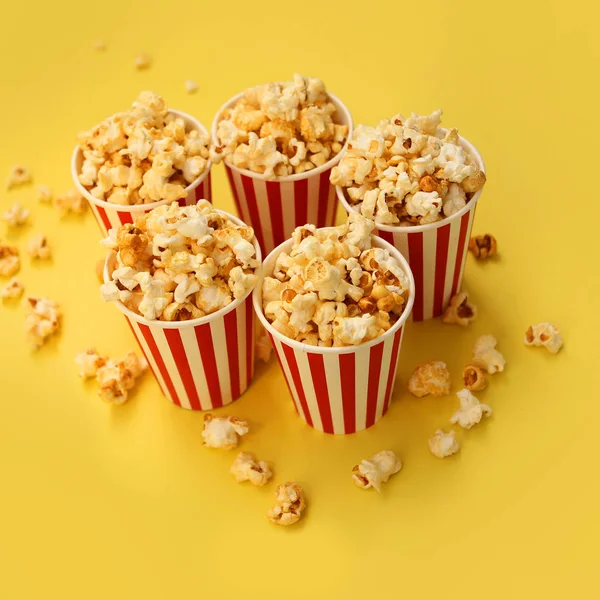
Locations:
6;165;32;190
267;482;306;526
255;326;272;362
93;40;106;51
463;364;487;391
1;201;30;227
0;277;24;300
450;388;492;430
96;352;147;404
468;234;497;260
230;452;272;486
472;334;505;374
24;296;60;348
407;360;451;397
134;52;151;70
75;348;108;378
202;414;249;449
55;189;86;216
184;79;198;94
442;291;477;326
352;450;401;493
0;243;20;276
524;322;563;354
38;186;52;204
429;430;460;458
27;234;51;260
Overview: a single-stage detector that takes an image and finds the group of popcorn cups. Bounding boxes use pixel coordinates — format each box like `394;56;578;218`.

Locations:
74;79;486;434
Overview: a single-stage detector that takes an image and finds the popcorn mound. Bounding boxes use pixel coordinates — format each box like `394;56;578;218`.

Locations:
77;91;210;205
100;200;259;321
211;73;349;179
331;110;486;226
261;213;410;347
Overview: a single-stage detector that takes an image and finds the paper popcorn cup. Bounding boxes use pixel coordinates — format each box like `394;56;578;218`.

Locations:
103;210;261;410
253;236;415;434
72;109;213;237
211;90;353;255
336;134;485;321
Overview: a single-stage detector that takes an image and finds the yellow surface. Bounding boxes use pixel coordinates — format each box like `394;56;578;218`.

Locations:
0;1;597;598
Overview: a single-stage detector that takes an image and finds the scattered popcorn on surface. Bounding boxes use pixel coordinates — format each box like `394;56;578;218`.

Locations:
38;186;52;204
6;165;32;190
134;52;151;70
442;291;477;326
463;364;488;391
230;452;272;486
267;482;306;526
101;201;258;321
0;277;24;300
450;388;492;430
212;73;348;179
184;79;198;94
77;91;210;205
429;430;460;458
55;189;86;216
255;326;272;362
261;213;410;347
472;334;505;374
24;296;60;348
75;348;108;379
95;352;147;404
332;110;485;226
27;234;51;260
0;242;20;277
524;322;563;354
407;360;451;397
202;414;249;449
1;201;30;227
469;234;497;260
352;450;402;493
93;40;106;51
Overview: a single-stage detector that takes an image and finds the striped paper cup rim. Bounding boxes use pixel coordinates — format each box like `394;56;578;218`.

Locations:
103;208;262;329
336;130;486;234
252;234;415;355
71;109;213;214
211;87;353;183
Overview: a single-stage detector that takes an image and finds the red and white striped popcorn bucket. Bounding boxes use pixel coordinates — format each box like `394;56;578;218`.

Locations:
212;90;353;255
253;236;415;434
103;210;261;410
72;110;213;237
336;134;485;321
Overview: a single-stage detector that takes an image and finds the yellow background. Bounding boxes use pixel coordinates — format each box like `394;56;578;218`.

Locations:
1;1;598;598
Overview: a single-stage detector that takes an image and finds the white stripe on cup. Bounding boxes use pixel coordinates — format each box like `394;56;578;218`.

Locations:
457;206;476;292
306;172;320;228
375;334;394;421
252;178;274;254
392;230;410;266
444;214;462;309
322;353;344;434
325;181;337;226
152;327;191;409
294;349;323;431
180;324;212;411
355;346;370;432
231;169;251;226
272;338;305;422
421;227;438;321
210;317;232;405
236;301;248;394
279;181;296;235
128;318;169;397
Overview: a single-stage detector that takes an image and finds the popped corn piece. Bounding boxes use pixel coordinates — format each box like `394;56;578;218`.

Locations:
450;388;492;430
442;292;477;326
184;79;198;94
55;189;86;216
0;277;24;300
463;364;488;391
429;430;460;458
468;234;497;260
93;40;106;51
27;234;51;260
472;334;505;374
405;191;442;224
443;183;467;217
0;243;20;276
352;450;402;493
332;315;383;346
75;348;108;378
96;352;147;404
524;322;563;354
462;167;486;193
134;52;151;70
160;301;204;321
202;414;249;449
267;482;306;526
255;326;272;362
24;296;60;348
1;202;30;227
407;361;451;397
38;186;52;204
230;452;272;486
228;266;257;299
6;165;32;189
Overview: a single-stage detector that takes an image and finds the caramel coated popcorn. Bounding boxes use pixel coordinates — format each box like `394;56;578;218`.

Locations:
332;110;486;226
462;364;487;391
24;296;60;348
38;186;52;204
442;292;477;326
134;52;151;70
6;165;32;189
101;200;258;321
212;74;348;178
77;91;210;205
524;322;563;354
75;348;108;378
55;189;86;216
0;243;20;276
0;277;24;300
184;80;198;95
230;452;272;486
27;234;51;260
407;360;451;397
472;334;505;374
202;414;249;449
429;430;460;458
352;450;402;493
450;388;492;430
267;482;306;526
469;234;497;259
261;213;410;347
1;202;29;227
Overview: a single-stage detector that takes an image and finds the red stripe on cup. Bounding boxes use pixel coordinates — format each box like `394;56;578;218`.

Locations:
317;170;330;227
408;233;424;322
225;165;243;215
96;205;112;234
268;334;299;416
281;343;313;426
365;342;385;429
307;353;334;434
245;297;254;389
433;223;451;316
294;178;309;230
378;229;395;246
241;176;265;251
452;211;471;296
339;353;356;434
163;328;201;410
195;323;223;409
266;181;285;250
382;327;403;415
223;308;240;400
118;211;133;226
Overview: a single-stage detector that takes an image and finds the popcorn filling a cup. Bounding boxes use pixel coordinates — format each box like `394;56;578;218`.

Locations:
72;91;213;237
211;74;353;255
253;212;415;434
